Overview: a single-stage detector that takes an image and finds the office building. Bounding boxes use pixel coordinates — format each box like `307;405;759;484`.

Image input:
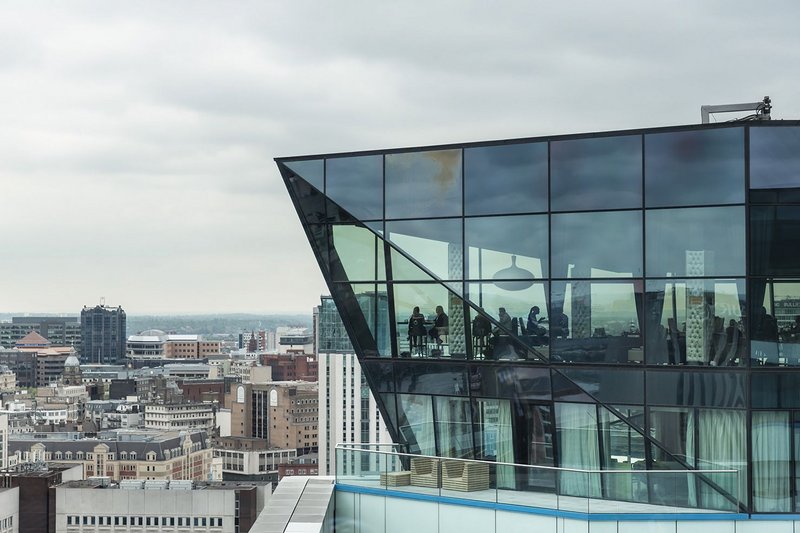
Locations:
0;317;80;353
55;480;268;533
315;296;391;476
80;305;126;365
278;120;800;520
225;382;317;453
126;331;221;361
143;404;216;432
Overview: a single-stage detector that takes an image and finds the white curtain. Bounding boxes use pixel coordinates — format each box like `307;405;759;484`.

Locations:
496;400;515;488
435;397;472;458
398;394;435;456
752;411;791;512
556;403;601;498
696;409;745;511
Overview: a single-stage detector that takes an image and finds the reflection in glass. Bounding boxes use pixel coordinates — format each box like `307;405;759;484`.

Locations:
464;142;548;216
750;126;800;190
283;159;324;191
645;128;744;207
648;407;745;510
750;206;800;277
393;283;467;359
326;155;383;220
386;218;462;281
551;211;642;278
385;150;462;219
752;411;791;512
394;363;468;396
599;407;646;503
751;280;800;366
645;279;746;366
646;206;745;278
467;282;548;355
465;215;547;280
472;398;516;488
557;369;644;404
330;225;376;281
396;394;435;455
646;371;746;409
551;135;642;211
434;397;473;458
551;280;643;364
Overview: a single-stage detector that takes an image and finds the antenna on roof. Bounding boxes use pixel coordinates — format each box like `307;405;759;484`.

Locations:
701;96;772;123
100;297;106;307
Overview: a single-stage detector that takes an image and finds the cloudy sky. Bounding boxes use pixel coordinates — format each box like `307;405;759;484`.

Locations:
1;1;798;315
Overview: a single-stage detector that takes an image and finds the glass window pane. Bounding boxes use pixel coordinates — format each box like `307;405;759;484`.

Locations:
645;279;746;366
645;128;744;207
751;280;800;366
393;283;467;359
283;159;324;191
645;206;745;277
599;407;647;503
467;282;548;358
394;363;468;396
464;142;547;216
750;206;800;277
434;397;473;458
750;126;800;190
465;215;547;280
386;218;462;281
551;280;643;364
326;155;383;220
385;150;462;219
551;211;642;278
551;135;642;211
556;368;644;404
555;402;601;498
468;365;550;399
646;371;746;408
362;362;394;392
752;411;791;512
396;394;435;455
330;225;376;281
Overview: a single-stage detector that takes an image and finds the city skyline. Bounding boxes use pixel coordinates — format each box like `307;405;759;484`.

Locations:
2;1;800;314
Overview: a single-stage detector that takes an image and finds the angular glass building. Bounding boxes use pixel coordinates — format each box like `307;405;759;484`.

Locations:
277;121;800;515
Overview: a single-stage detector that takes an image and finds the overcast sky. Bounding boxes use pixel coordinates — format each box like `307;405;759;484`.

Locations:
1;1;799;315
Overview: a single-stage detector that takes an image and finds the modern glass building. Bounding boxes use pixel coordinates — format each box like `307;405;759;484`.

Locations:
277;121;800;515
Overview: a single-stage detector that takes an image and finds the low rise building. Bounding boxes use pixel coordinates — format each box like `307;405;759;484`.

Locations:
213;437;295;483
55;479;268;533
0;463;82;533
144;404;215;432
8;430;213;482
127;332;221;361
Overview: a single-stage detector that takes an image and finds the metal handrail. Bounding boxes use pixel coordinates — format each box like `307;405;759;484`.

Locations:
335;443;737;475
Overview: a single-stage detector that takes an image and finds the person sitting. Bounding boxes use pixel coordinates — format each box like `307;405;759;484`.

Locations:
496;307;513;333
526;306;547;335
408;306;427;354
429;305;449;345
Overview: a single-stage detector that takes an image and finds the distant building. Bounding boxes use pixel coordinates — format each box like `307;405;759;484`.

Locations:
55;479;268;533
213;437;295;483
9;429;213;482
80;305;126;365
0;463;83;533
274;328;313;354
126;331;220;361
225;382;318;453
143;404;215;433
260;353;317;382
11;332;76;388
315;296;392;476
0;316;81;352
0;351;35;390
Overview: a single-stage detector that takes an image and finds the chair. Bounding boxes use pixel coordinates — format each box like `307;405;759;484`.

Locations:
410;457;441;488
441;460;491;492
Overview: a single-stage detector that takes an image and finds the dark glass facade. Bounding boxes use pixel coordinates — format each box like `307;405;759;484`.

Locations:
279;121;800;513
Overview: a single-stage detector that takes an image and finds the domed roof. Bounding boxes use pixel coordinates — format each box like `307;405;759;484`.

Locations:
140;329;166;336
64;355;80;367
